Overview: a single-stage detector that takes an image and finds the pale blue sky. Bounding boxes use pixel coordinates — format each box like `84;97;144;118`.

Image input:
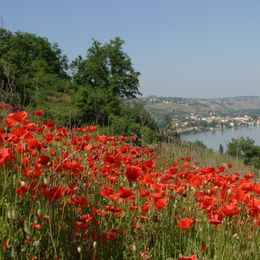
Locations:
1;1;260;98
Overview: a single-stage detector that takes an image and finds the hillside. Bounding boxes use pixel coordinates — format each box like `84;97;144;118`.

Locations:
138;96;260;125
139;95;260;112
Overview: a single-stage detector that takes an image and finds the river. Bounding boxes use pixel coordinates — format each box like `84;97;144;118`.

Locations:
181;125;260;152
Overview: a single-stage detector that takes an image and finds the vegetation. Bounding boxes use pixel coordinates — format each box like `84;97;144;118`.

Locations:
227;137;260;169
0;107;260;259
0;28;158;144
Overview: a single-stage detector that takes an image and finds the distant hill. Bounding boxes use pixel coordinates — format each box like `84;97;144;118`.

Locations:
137;96;260;125
196;96;260;112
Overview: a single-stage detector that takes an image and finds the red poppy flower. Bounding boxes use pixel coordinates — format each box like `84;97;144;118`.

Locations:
201;243;207;252
182;162;189;168
155;198;168;209
118;186;134;198
45;121;55;131
31;223;42;230
105;230;118;241
11;127;30;139
75;221;88;231
80;214;93;223
67;196;89;208
190;175;203;188
178;255;197;260
208;211;223;225
139;189;150;197
131;135;137;142
37;156;51;166
220;203;240;217
100;186;114;198
34;109;44;116
125;165;142;182
84;125;97;132
227;163;233;169
42;186;64;203
254;184;260;195
95;135;108;143
5;111;28;128
0;147;15;165
16;184;30;197
177;217;195;231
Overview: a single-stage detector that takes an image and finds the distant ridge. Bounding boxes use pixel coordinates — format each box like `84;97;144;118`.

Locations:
142;95;260;100
138;95;260;119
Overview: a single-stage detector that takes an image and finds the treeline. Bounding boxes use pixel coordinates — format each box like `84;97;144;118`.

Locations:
0;28;158;144
226;137;260;169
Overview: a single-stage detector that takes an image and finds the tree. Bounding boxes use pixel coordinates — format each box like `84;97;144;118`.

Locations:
227;137;255;158
0;28;68;105
72;37;140;99
227;137;260;169
71;37;141;125
73;85;120;125
219;144;224;154
108;104;159;145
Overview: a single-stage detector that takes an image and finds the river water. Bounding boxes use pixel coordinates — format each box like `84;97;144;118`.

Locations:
181;125;260;152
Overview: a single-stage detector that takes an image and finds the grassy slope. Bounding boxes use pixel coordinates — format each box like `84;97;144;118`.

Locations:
156;141;259;178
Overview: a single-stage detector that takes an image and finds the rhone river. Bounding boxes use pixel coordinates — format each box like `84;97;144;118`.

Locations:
181;125;260;152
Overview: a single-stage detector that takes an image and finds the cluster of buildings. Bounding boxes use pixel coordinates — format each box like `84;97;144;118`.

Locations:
172;113;260;134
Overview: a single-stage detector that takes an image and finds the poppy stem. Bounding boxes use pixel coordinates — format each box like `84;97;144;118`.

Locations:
48;214;58;258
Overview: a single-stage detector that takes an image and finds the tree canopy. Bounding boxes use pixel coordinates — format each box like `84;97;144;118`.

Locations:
72;37;140;99
0;28;159;143
0;28;68;105
71;37;143;126
227;137;260;169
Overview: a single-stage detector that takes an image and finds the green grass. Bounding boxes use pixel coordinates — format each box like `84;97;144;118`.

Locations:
156;141;259;177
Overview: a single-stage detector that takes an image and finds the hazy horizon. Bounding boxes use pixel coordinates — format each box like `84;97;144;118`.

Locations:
141;94;260;99
2;1;260;98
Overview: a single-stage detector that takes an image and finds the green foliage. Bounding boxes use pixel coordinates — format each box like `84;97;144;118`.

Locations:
219;144;224;154
193;140;207;149
0;28;68;105
71;37;143;128
0;28;158;142
108;104;159;145
73;85;121;125
71;37;140;99
227;137;260;169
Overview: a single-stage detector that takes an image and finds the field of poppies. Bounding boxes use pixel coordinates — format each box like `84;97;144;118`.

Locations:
0;104;260;260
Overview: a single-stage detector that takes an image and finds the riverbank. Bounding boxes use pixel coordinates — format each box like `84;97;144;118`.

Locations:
181;125;260;152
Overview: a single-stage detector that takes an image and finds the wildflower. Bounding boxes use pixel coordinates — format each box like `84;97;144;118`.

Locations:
34;109;44;116
177;217;195;231
155;198;168;209
201;243;206;252
220;203;240;217
16;184;30;197
100;186;114;198
190;175;203;188
125;165;142;182
208;211;223;225
0;147;15;165
31;223;42;230
42;185;64;203
178;255;197;260
118;186;134;198
67;196;89;208
227;163;233;169
5;111;28;127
